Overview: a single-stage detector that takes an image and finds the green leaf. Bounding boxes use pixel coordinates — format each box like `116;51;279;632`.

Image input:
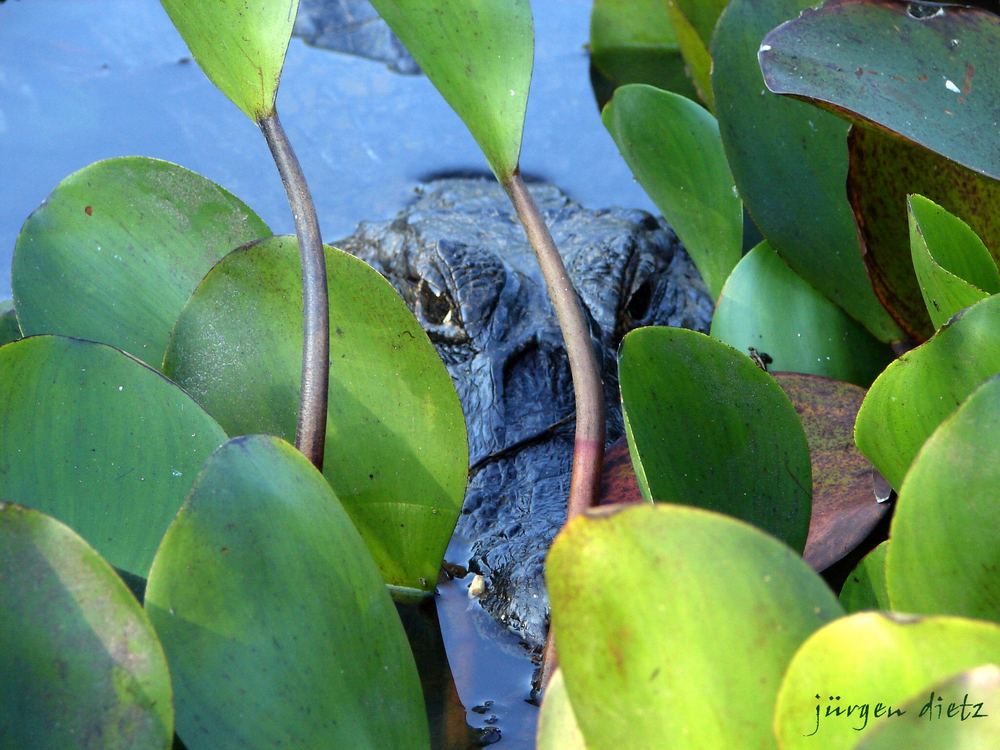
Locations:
536;669;587;750
853;665;1000;750
0;299;20;345
886;376;1000;623
711;241;891;386
0;502;173;750
603;84;741;299
0;336;227;576
12;157;270;365
160;0;298;121
774;612;1000;749
664;0;727;109
368;0;532;181
145;436;428;750
760;0;1000;181
712;0;901;342
909;194;998;330
548;504;842;749
855;294;1000;490
163;237;467;596
619;326;812;551
846;126;1000;341
839;540;890;614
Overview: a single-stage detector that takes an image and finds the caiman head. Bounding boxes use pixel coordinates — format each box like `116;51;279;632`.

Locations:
337;177;712;649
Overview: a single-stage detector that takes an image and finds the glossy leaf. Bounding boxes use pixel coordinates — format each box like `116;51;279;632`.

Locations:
619;326;812;550
163;237;467;597
0;336;227;576
145;436;428;750
887;376;1000;622
664;0;727;109
603;84;741;299
774;612;1000;749
0;299;20;345
910;194;998;330
712;0;901;343
536;669;587;750
839;540;889;613
0;502;173;750
589;0;696;106
160;0;298;121
847;126;1000;340
775;373;888;572
12;157;269;364
712;242;891;386
760;0;1000;181
368;0;532;181
855;294;1000;490
548;504;842;749
854;665;1000;750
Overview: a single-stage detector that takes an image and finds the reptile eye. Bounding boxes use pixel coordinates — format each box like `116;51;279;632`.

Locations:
625;279;653;323
417;279;454;325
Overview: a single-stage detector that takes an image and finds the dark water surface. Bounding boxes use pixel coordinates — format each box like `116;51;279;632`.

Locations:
0;0;654;300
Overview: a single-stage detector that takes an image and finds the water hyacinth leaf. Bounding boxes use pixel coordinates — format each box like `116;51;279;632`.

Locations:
619;327;811;550
760;0;1000;181
711;242;891;386
160;0;298;121
775;373;888;571
847;126;1000;341
853;665;1000;750
909;195;998;330
589;0;696;107
664;0;728;109
548;504;842;749
145;436;428;750
164;237;467;596
0;503;173;750
0;336;227;576
368;0;532;181
712;0;901;343
774;613;1000;749
603;85;741;299
0;300;20;345
12;157;270;365
886;376;1000;622
536;669;587;750
854;294;1000;490
839;540;890;613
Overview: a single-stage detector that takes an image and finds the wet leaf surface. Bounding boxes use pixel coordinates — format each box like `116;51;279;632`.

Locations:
760;0;1000;180
775;612;1000;749
776;373;888;572
847;126;1000;340
368;0;532;181
164;237;467;597
620;326;812;551
603;84;741;299
712;0;901;343
0;502;173;750
712;242;892;386
909;194;998;330
160;0;298;120
146;436;428;750
12;157;269;365
887;376;1000;623
547;504;842;749
855;293;1000;489
839;539;890;613
0;335;227;576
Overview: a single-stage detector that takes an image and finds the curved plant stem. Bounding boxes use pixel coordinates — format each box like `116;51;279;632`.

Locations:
260;112;329;470
502;170;606;690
